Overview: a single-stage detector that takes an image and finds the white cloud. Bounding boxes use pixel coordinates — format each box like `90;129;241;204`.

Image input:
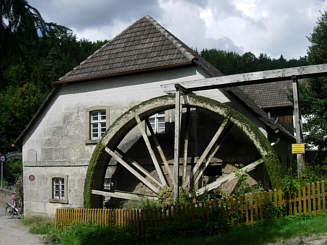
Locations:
29;0;327;58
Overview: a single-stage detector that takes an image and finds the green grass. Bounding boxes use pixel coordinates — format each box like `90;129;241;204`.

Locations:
22;213;327;245
22;216;54;234
147;214;327;245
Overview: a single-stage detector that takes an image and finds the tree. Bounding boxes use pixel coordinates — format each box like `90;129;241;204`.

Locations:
0;0;48;59
299;12;327;150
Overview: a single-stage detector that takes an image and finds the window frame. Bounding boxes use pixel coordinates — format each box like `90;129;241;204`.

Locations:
148;111;166;134
86;106;110;144
49;175;68;204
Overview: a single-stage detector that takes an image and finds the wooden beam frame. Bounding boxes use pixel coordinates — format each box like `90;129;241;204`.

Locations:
161;64;327;93
173;88;181;204
135;114;167;186
292;76;305;175
104;147;159;193
196;158;264;196
92;189;158;201
182;107;191;185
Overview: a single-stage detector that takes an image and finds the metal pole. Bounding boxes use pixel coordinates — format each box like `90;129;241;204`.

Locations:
173;87;181;205
292;76;305;175
1;161;3;189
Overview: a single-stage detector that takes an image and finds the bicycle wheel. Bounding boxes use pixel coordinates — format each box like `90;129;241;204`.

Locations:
5;206;13;217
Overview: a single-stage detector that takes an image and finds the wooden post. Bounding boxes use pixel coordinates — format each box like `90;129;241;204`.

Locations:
173;85;181;205
292;76;305;175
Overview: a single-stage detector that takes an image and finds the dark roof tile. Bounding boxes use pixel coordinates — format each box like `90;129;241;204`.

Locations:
57;16;203;84
238;81;293;108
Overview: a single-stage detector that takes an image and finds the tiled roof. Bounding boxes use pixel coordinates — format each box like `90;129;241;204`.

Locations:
227;87;294;138
56;16;212;84
238;81;293;109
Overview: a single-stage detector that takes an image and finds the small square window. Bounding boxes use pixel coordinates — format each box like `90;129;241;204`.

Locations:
50;176;68;203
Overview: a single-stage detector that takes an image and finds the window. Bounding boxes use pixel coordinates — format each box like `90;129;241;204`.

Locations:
86;106;110;143
103;178;115;191
90;110;107;140
52;177;65;200
149;112;165;134
49;175;68;203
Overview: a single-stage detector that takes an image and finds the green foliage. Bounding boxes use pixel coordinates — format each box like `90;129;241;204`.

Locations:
143;207;230;243
200;49;309;75
22;216;54;235
0;0;107;154
297;11;327;150
142;213;327;245
281;164;327;194
57;223;135;245
3;159;22;184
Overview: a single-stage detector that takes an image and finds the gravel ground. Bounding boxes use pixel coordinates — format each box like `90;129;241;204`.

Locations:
0;204;44;245
266;234;327;245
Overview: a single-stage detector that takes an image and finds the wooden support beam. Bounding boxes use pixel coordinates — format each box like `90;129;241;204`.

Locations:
194;123;231;185
184;118;229;188
183;107;191;185
194;142;222;185
173;88;181;205
104;147;159;193
161;64;327;93
115;148;163;188
292;76;305;175
135;114;167;186
92;189;158;201
145;119;173;183
196;158;264;196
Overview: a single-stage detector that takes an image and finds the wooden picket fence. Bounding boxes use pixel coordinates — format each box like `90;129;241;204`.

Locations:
55;181;327;233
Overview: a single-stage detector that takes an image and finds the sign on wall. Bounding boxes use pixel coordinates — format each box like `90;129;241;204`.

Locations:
292;144;305;154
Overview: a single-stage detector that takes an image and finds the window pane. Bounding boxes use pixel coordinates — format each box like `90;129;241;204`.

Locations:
100;111;106;120
52;178;65;200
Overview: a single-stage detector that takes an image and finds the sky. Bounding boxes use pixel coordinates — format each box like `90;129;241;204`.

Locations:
29;0;327;59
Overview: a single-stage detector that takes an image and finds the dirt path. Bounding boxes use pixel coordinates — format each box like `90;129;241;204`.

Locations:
0;205;44;245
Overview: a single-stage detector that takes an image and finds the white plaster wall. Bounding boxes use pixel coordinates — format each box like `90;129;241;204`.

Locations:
22;66;267;216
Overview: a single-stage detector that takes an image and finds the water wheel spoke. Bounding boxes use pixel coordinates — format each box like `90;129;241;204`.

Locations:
92;189;158;201
196;158;264;196
104;147;159;193
145;119;173;183
183;118;230;188
194;142;222;185
115;148;163;188
194;122;232;185
135;114;167;186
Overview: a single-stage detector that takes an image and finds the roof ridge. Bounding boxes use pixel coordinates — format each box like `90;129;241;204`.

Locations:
144;16;195;62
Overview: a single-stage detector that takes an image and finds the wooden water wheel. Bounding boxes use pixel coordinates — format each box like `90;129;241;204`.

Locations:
84;94;278;208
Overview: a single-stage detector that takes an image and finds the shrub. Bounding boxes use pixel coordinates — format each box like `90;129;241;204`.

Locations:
58;223;136;245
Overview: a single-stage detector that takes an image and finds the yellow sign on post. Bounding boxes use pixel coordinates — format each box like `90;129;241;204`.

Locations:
292;144;305;154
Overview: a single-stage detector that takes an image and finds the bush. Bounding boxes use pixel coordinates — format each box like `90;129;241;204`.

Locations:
143;207;231;243
58;223;136;245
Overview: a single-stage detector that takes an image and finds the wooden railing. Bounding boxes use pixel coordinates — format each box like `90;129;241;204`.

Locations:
55;181;327;233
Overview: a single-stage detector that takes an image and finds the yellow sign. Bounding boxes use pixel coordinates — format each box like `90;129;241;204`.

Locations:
292;144;305;154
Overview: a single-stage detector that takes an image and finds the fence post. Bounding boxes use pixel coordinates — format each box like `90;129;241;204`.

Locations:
312;182;316;215
302;185;307;215
322;181;326;212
